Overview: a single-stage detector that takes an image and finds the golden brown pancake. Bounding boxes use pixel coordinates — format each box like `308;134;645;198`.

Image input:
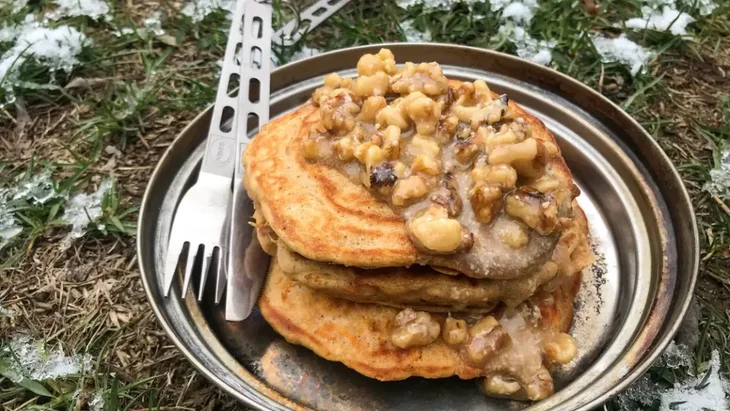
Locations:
258;262;581;398
253;199;593;312
243;81;583;280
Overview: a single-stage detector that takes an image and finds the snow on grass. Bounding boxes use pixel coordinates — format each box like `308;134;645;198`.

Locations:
143;11;165;36
0;171;62;250
89;392;105;411
625;6;695;36
1;336;93;382
704;144;730;199
696;0;718;16
48;0;111;21
400;20;432;42
60;178;113;249
181;0;236;22
0;15;88;103
660;350;729;411
591;33;654;75
491;0;538;24
499;24;556;65
286;46;324;64
396;0;486;10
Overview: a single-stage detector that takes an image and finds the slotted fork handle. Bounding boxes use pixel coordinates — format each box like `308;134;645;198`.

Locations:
224;0;273;320
273;0;352;46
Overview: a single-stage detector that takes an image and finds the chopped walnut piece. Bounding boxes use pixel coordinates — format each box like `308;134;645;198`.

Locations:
357;48;397;76
488;138;540;166
442;317;468;345
323;73;343;88
434;114;459;144
469;183;503;223
408;134;441;158
332;137;355;161
504;189;560;235
453;140;480;164
375;100;410;130
391;62;449;96
351;71;390;97
541;333;578;365
481;375;522;397
471;164;517;190
381;125;401;160
463;316;511;367
403;92;442;135
523;368;554;401
406;205;471;253
302;134;332;161
498;219;530;248
358;96;387;122
320;89;361;135
411;155;441;175
391;175;429;206
390;308;441;349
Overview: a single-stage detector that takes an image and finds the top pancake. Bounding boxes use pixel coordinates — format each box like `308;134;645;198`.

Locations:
243;80;581;280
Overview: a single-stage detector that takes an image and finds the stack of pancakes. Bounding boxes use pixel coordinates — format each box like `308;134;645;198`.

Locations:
243;52;594;402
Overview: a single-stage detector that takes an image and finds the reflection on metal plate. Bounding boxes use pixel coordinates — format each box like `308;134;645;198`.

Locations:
137;44;698;411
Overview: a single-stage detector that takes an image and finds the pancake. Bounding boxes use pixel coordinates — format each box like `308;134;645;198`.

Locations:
259;262;581;400
253;199;593;312
243;80;583;280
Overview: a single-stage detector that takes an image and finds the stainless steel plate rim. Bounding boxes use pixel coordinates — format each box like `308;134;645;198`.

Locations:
137;43;699;411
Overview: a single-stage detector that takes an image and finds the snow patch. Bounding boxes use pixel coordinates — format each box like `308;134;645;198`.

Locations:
143;11;165;36
591;33;654;75
499;24;556;65
396;0;486;10
0;171;62;250
660;351;729;411
0;15;88;103
2;336;93;382
704;144;730;199
625;6;695;36
695;0;718;16
400;20;432;42
89;392;105;411
48;0;111;21
60;178;113;249
181;0;236;22
491;0;538;24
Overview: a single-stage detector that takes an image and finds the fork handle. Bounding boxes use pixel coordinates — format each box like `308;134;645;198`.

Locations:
272;0;352;47
201;0;246;177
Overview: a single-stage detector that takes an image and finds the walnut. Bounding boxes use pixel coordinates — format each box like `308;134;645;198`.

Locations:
403;92;442;135
375;100;410;130
391;62;449;96
434;114;459;144
382;125;401;160
471;164;517;189
504;189;559;235
442;317;468;345
350;71;390;98
356;48;397;76
469;183;503;223
407;134;440;159
411;155;441;175
320;89;361;135
481;375;522;397
453;140;480;164
463;316;511;367
406;205;471;254
323;72;342;88
359;96;387;122
302;134;332;161
390;308;441;349
541;333;577;365
391;175;429;206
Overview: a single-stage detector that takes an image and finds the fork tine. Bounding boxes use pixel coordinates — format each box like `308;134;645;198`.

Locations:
214;247;226;304
163;239;185;297
197;245;214;301
180;244;199;298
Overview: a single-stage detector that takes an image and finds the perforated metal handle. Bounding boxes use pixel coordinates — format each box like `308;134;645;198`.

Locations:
200;0;246;177
272;0;351;47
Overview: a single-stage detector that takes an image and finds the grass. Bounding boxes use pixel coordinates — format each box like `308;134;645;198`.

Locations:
1;0;729;409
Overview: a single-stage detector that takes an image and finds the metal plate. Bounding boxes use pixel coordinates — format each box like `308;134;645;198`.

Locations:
137;43;698;411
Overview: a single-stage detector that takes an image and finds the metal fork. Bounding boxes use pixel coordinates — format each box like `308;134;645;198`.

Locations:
162;0;245;300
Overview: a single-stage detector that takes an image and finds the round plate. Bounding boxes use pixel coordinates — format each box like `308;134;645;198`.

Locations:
137;43;698;411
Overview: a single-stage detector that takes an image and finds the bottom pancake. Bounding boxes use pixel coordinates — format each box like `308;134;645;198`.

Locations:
259;262;581;400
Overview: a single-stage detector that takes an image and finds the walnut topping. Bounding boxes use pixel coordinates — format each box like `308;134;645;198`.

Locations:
541;333;578;365
391;62;449;96
469;183;503;223
504;189;560;235
406;205;471;253
442;317;468;345
462;316;511;367
390;308;441;349
305;48;574;258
